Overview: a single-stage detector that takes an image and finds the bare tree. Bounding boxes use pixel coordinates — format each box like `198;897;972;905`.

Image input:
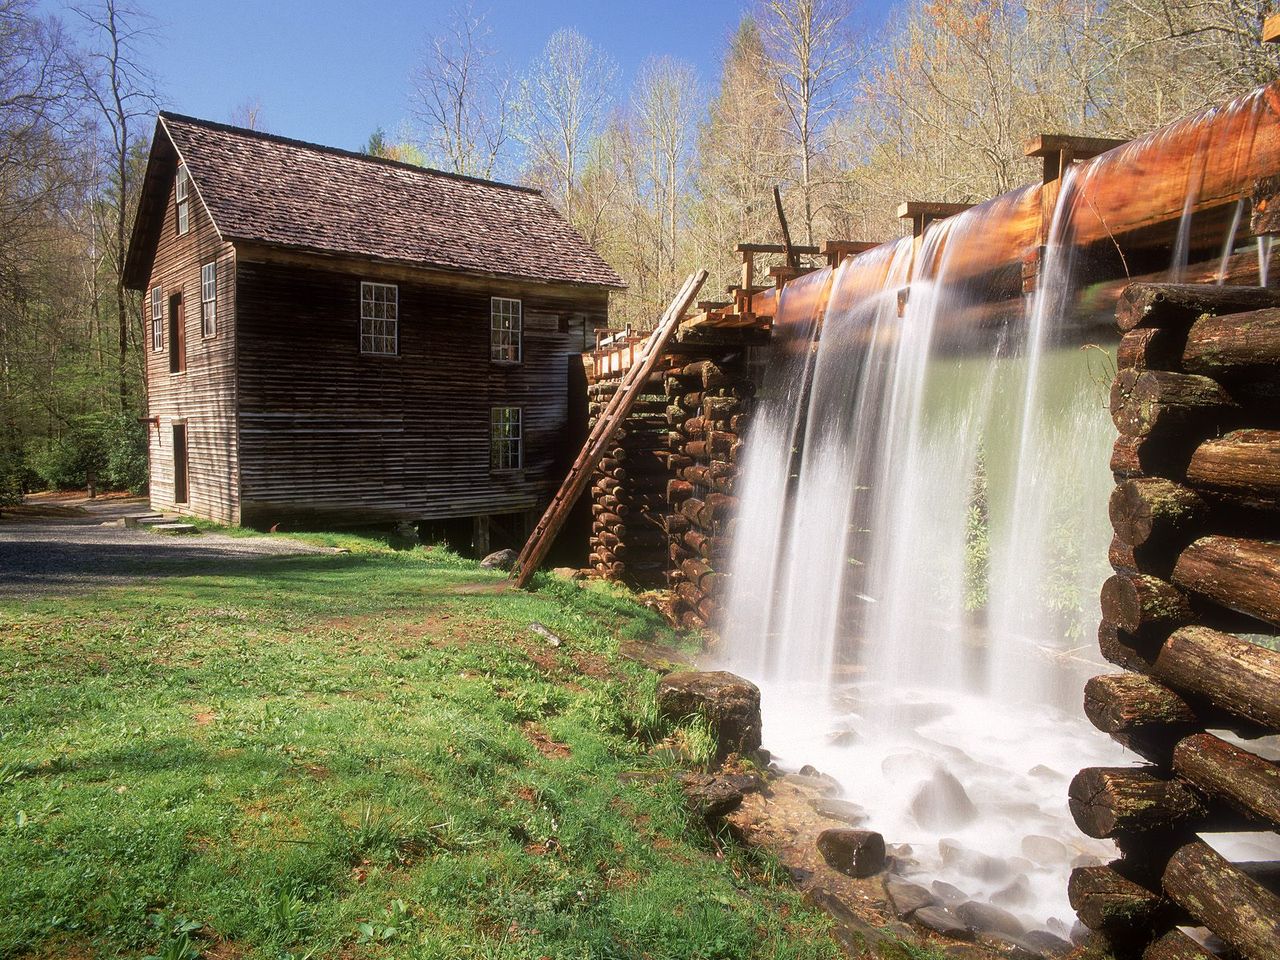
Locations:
410;2;512;178
759;0;857;245
694;15;789;288
632;56;700;292
0;0;87;472
517;27;618;221
229;96;267;131
0;1;83;261
74;0;155;412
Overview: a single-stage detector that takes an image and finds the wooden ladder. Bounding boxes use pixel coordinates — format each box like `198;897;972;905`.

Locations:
512;270;708;588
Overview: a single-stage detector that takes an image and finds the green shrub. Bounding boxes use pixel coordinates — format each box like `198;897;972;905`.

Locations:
0;449;22;507
24;432;95;490
100;412;149;493
23;413;148;493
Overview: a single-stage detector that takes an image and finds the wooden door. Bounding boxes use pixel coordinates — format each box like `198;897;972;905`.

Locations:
172;423;188;504
169;293;186;373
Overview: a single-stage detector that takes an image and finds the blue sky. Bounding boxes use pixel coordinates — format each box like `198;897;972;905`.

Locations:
43;0;897;152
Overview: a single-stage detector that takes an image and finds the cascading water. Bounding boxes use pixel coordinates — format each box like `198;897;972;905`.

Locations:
721;270;827;681
717;82;1280;937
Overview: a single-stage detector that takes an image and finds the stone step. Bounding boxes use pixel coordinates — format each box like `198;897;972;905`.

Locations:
123;514;170;529
150;522;199;535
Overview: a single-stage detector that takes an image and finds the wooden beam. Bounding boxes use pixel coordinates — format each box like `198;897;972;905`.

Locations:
898;202;975;257
734;242;820;256
1265;12;1280;43
896;201;974;222
821;240;878;267
1024;133;1128;160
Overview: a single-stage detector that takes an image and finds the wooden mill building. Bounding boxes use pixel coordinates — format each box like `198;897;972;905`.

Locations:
123;113;622;543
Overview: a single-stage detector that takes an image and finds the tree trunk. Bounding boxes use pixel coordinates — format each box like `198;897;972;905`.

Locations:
1172;732;1280;825
1152;625;1280;730
1115;283;1280;333
1186;430;1280;508
1172;536;1280;628
1109;477;1206;552
1143;929;1217;960
1161;841;1280;960
1068;766;1207;839
1083;673;1198;761
1110;369;1236;439
1182;307;1280;380
1099;573;1193;638
1068;862;1177;940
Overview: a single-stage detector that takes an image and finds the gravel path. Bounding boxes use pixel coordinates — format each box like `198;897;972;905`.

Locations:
0;496;337;596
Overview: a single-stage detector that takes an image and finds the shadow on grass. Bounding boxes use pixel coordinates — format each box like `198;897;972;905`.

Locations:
0;546;503;602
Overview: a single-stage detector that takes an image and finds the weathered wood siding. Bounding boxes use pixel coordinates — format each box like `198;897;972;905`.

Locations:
143;163;239;523
235;256;607;527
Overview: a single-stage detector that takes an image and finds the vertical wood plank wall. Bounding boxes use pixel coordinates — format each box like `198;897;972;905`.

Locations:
234;259;608;528
144;161;239;523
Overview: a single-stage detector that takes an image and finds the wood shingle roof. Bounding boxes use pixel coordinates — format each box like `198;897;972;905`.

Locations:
126;112;623;290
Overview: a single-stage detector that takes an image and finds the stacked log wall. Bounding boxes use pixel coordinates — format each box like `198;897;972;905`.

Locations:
663;355;753;630
1071;282;1280;960
586;371;672;587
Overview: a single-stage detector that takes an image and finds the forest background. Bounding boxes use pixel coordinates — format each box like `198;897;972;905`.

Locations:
2;0;1276;497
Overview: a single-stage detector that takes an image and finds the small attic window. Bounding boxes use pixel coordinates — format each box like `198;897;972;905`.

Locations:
176;164;190;235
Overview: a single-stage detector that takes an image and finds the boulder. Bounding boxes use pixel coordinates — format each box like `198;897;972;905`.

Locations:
1021;834;1068;865
480;548;518;570
656;670;762;762
987;931;1071;960
939;838;1013;884
991;874;1032;908
1020;929;1074;958
797;765;843;794
528;622;562;646
784;772;841;796
816;828;886;878
809;797;869;826
910;769;978;830
914;906;974;940
677;772;745;820
885;876;937;919
931;879;968;904
954;899;1025;938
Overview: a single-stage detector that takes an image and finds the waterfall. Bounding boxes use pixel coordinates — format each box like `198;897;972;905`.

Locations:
715;82;1280;936
720;269;827;680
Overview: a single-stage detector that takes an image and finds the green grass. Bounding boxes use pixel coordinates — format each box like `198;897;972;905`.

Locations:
0;537;840;960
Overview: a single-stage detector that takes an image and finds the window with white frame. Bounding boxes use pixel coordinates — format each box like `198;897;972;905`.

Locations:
176;164;190;235
360;281;398;355
150;286;164;351
491;407;522;470
200;261;217;337
490;297;521;362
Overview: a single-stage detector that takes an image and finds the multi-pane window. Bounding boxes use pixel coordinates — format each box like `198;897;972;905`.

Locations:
360;281;398;355
150;286;164;351
176;164;190;235
490;297;521;362
201;261;217;337
491;407;522;470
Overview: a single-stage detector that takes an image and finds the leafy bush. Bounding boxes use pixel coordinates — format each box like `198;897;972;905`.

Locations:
23;413;149;493
24;431;98;491
0;447;24;507
100;412;149;492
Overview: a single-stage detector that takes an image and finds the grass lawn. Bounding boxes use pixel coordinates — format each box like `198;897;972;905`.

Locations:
0;535;843;960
